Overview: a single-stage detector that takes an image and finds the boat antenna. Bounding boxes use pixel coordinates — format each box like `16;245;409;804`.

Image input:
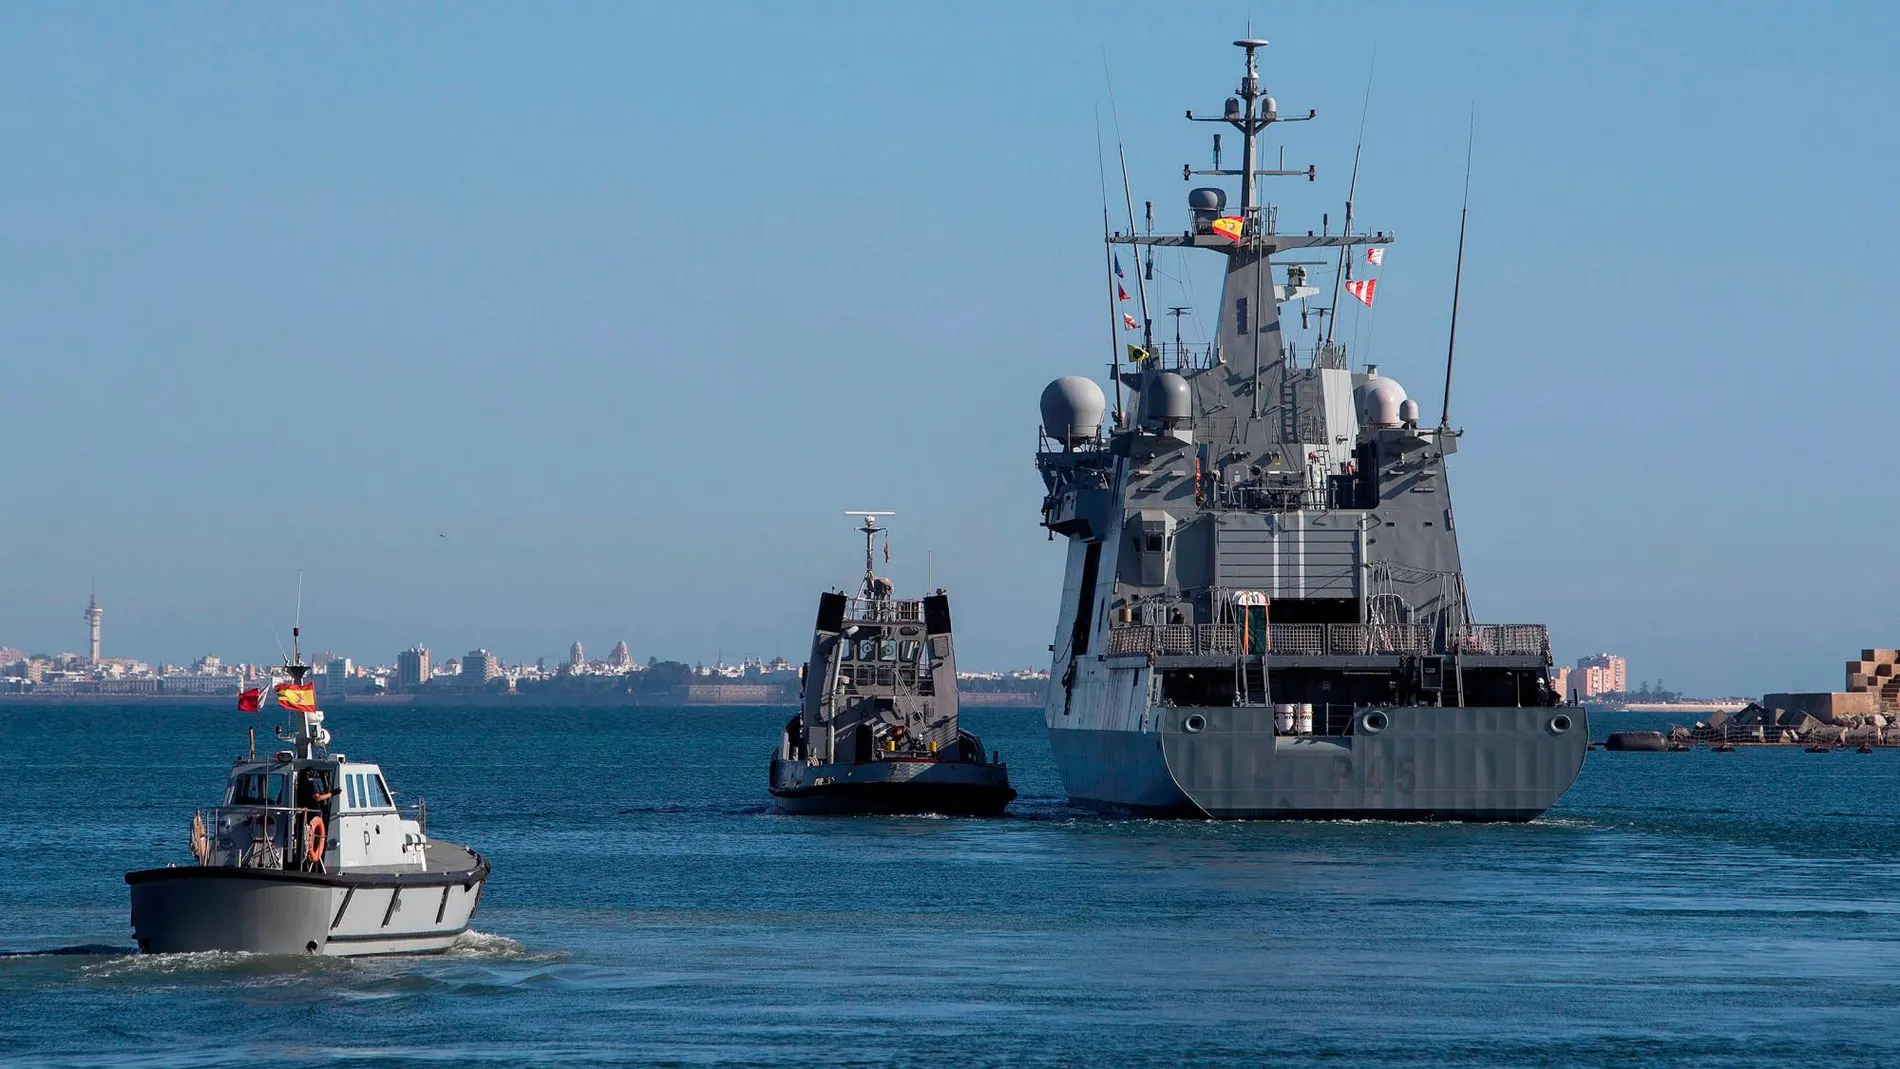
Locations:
1095;109;1125;423
1440;107;1474;432
291;569;303;667
1104;57;1153;353
1325;55;1375;349
844;511;894;599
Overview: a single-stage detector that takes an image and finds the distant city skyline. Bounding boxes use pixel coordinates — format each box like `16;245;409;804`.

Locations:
1;5;1896;694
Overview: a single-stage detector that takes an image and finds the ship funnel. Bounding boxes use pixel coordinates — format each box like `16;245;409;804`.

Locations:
1040;376;1106;445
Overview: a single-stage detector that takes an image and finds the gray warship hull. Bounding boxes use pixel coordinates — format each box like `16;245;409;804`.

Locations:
1048;705;1587;819
769;755;1016;816
125;842;488;956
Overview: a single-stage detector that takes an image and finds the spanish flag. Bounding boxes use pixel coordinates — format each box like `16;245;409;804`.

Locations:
275;683;318;713
1211;216;1245;243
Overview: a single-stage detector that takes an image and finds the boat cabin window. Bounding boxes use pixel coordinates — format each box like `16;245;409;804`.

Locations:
342;770;394;811
227;772;289;807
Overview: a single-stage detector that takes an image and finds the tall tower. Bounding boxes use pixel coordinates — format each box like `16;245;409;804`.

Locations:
85;586;103;665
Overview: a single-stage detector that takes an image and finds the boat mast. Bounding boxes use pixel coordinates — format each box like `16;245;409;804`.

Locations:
845;511;895;599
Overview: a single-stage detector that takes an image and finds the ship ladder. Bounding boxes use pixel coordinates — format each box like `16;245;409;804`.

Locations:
1234;657;1268;706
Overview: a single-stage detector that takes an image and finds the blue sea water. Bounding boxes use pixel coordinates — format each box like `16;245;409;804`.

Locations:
1;702;1897;1068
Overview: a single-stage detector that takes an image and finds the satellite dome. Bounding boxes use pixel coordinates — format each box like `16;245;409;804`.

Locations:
1356;365;1409;429
1142;371;1192;428
1398;398;1421;427
1187;187;1227;212
1040;376;1106;444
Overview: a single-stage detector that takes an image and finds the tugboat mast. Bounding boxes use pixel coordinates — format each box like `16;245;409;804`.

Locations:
844;510;895;600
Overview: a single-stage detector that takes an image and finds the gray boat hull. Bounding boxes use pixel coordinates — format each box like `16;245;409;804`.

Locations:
1050;705;1587;820
126;844;488;956
769;756;1016;816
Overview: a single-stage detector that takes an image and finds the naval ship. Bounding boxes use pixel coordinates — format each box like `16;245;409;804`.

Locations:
125;629;488;954
1032;38;1586;820
769;513;1016;815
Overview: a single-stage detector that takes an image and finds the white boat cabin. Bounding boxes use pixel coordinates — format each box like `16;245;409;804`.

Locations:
207;755;427;872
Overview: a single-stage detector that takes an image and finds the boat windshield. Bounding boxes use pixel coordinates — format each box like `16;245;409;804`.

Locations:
227;772;291;807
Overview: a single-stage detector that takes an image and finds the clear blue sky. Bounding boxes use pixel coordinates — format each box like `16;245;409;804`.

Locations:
1;3;1894;694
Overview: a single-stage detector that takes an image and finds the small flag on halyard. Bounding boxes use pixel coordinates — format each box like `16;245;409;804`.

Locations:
1346;278;1377;307
1114;254;1124;278
1211;217;1245;243
275;683;317;713
1117;285;1130;302
1126;344;1150;363
1366;247;1384;266
1122;312;1139;330
236;687;262;713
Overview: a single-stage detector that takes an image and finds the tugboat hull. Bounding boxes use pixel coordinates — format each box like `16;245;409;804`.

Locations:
769;757;1016;817
126;846;488;956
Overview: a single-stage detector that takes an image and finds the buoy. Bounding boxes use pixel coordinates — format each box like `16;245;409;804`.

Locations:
1604;731;1667;752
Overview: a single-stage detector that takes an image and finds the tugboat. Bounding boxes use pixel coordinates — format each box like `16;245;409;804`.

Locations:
769;512;1016;815
125;627;489;955
1029;37;1587;819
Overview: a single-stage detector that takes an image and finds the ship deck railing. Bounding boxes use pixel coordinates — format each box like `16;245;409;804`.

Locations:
195;804;318;870
843;597;925;623
1106;622;1550;658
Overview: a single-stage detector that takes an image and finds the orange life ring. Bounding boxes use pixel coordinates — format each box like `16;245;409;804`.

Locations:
305;816;327;864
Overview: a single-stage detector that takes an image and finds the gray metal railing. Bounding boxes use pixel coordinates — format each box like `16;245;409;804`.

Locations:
1104;621;1549;658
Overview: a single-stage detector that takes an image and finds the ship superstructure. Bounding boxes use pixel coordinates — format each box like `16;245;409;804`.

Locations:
1032;38;1585;819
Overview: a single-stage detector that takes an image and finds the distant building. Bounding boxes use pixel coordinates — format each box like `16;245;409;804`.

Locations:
397;647;431;691
570;641;586;671
1551;666;1571;699
461;649;499;687
323;657;353;691
608;641;632;669
1572;654;1628;698
85;588;103;665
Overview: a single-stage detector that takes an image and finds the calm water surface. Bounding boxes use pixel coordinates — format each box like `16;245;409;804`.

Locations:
2;703;1897;1067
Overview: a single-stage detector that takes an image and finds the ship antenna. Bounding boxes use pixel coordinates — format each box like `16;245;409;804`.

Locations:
1440;108;1474;432
1104;59;1152;353
291;569;304;668
844;511;895;599
1095;109;1125;423
1326;55;1375;350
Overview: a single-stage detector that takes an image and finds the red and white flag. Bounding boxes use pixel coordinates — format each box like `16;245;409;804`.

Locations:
1346;278;1377;307
1122;312;1139;330
1117;285;1130;302
1366;247;1384;266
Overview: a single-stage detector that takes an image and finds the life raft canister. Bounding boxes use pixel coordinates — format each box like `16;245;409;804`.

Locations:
305;816;327;864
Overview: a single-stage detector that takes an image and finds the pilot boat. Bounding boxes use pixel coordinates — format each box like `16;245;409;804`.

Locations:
769;512;1016;816
125;629;489;955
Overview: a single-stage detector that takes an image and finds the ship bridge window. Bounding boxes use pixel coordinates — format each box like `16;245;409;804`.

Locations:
857;639;876;661
900;640;922;663
1144;534;1164;553
879;639;898;661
